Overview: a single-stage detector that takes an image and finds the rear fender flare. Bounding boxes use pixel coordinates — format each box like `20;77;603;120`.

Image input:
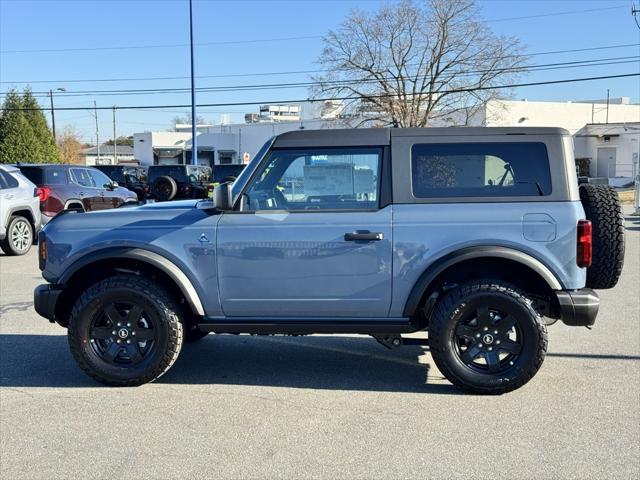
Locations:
402;246;563;317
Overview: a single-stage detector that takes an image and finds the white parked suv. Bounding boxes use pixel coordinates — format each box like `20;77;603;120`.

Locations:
0;165;42;256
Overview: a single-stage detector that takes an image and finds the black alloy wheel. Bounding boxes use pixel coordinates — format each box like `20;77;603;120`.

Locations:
88;301;156;366
428;279;547;395
68;275;184;386
453;305;523;374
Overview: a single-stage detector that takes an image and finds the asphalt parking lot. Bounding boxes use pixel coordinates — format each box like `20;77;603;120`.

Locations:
1;211;638;480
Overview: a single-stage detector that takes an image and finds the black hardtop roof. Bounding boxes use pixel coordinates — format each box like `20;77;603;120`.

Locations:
17;163;96;169
272;126;570;148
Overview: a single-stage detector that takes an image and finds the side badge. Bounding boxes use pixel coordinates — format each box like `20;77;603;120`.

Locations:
199;233;210;243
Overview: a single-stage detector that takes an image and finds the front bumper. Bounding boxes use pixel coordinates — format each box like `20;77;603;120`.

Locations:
34;284;63;323
556;288;599;327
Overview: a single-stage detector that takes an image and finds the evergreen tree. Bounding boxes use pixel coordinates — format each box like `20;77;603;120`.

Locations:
0;89;42;164
22;87;60;163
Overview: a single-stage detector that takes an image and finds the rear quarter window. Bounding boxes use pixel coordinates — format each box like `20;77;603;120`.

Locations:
411;142;552;198
19;167;68;185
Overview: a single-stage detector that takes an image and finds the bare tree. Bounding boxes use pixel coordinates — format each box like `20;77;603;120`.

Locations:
57;125;85;164
313;0;525;127
170;112;209;131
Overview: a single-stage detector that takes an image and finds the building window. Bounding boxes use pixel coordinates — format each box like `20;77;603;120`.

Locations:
218;151;235;164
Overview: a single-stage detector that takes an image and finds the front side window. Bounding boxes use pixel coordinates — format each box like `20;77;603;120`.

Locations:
411;142;552;198
243;148;381;211
70;168;96;188
88;169;113;188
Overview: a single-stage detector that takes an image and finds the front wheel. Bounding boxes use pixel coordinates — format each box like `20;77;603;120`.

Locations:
428;280;547;395
0;215;33;256
67;275;184;386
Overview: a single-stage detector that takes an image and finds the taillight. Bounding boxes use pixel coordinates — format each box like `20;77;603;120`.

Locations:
36;186;51;202
577;219;592;268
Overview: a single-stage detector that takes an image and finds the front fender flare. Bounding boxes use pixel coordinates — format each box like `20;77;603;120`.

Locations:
402;246;563;317
59;248;205;316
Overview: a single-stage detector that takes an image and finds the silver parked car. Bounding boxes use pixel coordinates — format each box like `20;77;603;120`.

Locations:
0;164;42;256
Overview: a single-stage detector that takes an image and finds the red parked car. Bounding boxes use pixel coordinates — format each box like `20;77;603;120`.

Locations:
17;164;138;223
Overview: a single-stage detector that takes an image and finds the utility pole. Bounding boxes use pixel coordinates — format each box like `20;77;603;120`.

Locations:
94;101;100;164
48;87;66;141
112;106;117;165
49;90;57;141
606;89;610;124
189;0;198;165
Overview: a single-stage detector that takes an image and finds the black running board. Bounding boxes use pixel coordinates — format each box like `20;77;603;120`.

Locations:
197;317;417;335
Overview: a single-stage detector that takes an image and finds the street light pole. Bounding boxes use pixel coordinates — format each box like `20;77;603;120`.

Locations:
189;0;197;165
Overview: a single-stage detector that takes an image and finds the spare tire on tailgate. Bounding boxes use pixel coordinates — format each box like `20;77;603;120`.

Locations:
153;176;178;201
579;184;625;289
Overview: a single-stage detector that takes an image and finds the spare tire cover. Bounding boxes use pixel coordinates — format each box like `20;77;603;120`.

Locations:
153;176;178;201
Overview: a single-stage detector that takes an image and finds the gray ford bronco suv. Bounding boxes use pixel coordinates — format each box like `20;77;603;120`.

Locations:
34;127;625;394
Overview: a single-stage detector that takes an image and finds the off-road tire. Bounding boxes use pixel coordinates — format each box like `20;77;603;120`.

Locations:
68;275;184;386
579;184;625;289
428;279;547;395
153;176;178;201
0;215;33;256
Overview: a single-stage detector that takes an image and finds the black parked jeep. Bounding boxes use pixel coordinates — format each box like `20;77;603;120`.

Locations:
94;165;149;202
147;165;212;201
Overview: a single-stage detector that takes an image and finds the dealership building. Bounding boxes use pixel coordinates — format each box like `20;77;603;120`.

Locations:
132;98;640;184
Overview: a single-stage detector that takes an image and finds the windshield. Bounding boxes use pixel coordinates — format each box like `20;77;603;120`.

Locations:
232;137;274;200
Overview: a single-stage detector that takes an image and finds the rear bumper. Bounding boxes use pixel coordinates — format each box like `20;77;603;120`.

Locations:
556;288;599;327
34;284;63;323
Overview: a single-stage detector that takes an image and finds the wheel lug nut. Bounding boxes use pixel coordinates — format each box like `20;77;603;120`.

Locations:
496;340;501;344
117;322;121;327
112;331;116;335
488;347;493;351
483;327;489;331
132;331;136;336
127;323;131;327
494;330;498;335
116;339;121;344
126;339;131;344
475;333;481;338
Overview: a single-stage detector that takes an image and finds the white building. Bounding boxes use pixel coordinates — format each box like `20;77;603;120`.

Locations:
479;98;640;185
133;97;640;184
83;145;136;166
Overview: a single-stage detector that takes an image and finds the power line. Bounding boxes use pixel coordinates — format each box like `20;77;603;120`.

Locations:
3;72;638;112
0;5;626;55
10;56;640;100
2;43;637;85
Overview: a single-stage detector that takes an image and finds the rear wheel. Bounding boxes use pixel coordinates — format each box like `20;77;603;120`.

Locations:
0;215;33;256
68;275;184;386
428;279;547;395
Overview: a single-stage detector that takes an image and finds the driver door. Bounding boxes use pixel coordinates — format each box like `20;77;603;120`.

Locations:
216;147;392;318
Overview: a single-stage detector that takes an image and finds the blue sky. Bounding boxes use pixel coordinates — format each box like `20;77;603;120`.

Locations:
1;0;639;143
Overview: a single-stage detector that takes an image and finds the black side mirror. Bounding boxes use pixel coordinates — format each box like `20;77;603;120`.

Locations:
213;182;233;211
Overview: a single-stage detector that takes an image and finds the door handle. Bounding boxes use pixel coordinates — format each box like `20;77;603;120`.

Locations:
344;231;384;241
4;194;14;200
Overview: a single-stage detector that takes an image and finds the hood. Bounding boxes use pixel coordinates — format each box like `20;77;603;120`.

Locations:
42;199;209;234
